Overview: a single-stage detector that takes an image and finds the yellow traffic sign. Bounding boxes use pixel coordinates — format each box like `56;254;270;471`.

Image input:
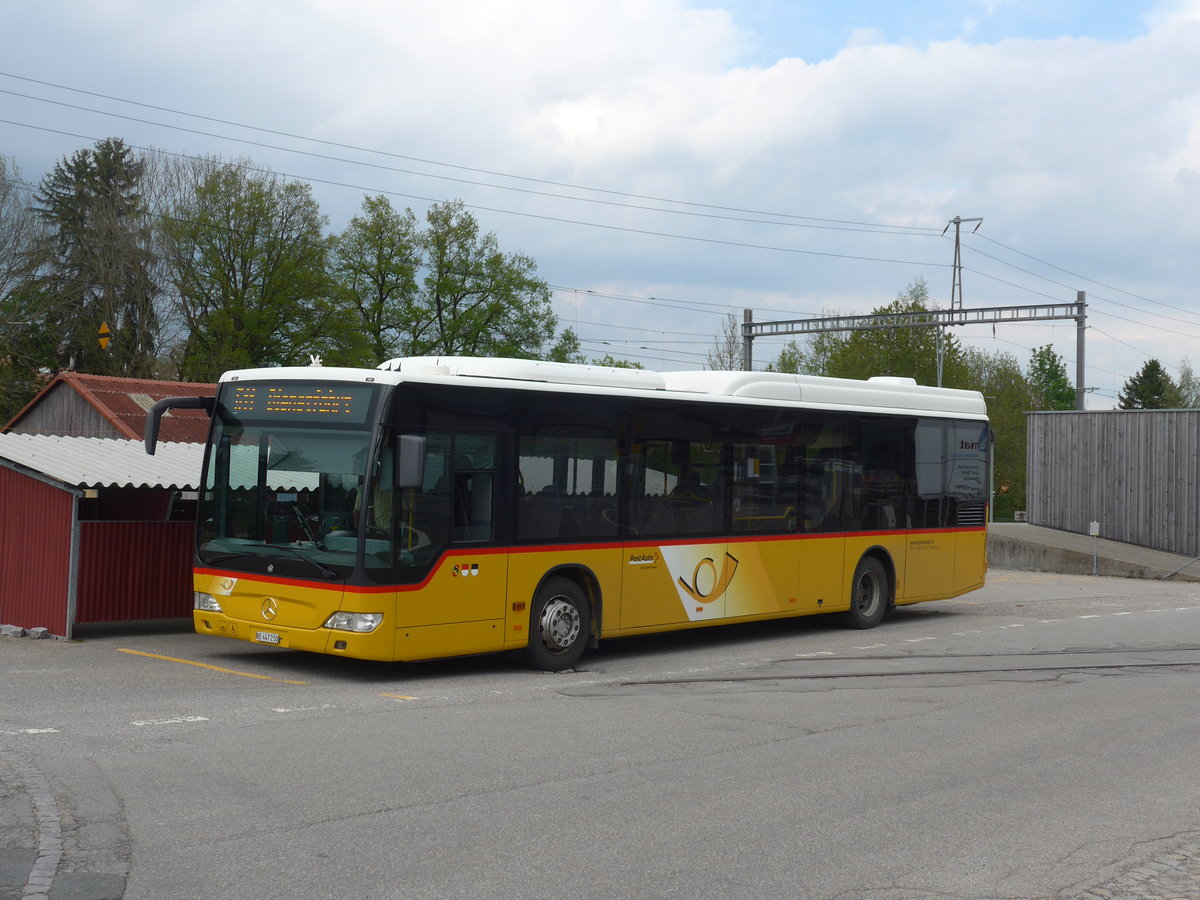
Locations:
98;322;111;350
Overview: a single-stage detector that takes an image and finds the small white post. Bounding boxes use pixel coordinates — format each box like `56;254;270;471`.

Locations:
1089;521;1100;576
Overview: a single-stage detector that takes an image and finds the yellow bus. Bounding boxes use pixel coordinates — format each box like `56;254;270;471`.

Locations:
146;357;990;670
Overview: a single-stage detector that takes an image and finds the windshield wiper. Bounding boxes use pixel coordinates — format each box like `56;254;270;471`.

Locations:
203;545;337;579
261;544;337;579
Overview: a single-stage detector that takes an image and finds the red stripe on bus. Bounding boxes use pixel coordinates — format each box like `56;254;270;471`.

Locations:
195;524;985;594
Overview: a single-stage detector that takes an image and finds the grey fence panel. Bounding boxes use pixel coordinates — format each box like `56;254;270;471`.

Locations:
1027;410;1200;556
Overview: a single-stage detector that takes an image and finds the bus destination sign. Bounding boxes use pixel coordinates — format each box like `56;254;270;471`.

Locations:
226;383;375;423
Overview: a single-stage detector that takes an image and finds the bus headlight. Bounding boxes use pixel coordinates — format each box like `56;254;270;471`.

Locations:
194;592;223;612
324;612;383;633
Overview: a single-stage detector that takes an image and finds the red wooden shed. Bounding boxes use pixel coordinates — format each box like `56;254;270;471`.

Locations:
0;435;204;639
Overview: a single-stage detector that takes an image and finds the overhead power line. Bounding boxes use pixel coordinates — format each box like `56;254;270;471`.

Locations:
3;68;1193;369
0;86;936;238
971;231;1200;320
0;71;941;235
960;240;1200;330
0;117;952;270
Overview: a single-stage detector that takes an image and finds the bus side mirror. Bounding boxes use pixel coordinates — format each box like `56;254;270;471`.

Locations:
395;435;426;489
144;396;214;455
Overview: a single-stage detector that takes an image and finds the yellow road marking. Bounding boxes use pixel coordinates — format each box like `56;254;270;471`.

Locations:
117;649;307;684
380;693;419;701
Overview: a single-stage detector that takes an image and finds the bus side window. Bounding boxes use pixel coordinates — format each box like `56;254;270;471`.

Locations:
412;433;452;554
912;419;947;527
451;434;496;543
731;438;800;534
859;416;909;531
630;438;722;537
516;430;619;542
801;414;860;533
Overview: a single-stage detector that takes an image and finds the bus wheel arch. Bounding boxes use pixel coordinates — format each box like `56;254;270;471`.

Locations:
522;568;598;670
840;549;893;629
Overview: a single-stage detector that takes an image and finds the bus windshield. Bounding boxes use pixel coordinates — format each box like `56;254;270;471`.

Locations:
198;384;389;578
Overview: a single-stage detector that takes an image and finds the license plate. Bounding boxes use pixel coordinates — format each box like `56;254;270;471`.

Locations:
255;631;281;644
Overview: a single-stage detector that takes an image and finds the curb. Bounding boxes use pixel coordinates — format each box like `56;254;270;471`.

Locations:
0;750;61;900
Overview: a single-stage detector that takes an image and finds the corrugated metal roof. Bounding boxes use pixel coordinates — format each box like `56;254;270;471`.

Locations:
0;434;204;490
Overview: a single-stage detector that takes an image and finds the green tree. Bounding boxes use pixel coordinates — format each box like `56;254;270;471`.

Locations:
590;354;644;369
400;199;566;359
162;161;367;381
766;340;802;374
330;196;577;365
329;194;419;364
766;331;842;375
32;138;161;377
1176;357;1200;408
960;346;1036;519
0;156;41;304
705;312;744;370
546;326;586;364
832;279;967;384
1117;359;1182;409
778;279;966;385
1027;344;1075;410
0;155;56;420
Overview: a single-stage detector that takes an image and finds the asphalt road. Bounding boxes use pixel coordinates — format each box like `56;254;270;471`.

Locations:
2;570;1199;900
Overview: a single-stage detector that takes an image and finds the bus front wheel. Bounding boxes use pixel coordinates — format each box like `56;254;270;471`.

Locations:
523;577;590;671
841;556;888;629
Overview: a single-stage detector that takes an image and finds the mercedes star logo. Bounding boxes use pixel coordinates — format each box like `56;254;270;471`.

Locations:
261;598;278;621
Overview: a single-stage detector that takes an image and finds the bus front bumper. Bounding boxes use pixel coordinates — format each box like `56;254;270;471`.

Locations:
193;610;396;661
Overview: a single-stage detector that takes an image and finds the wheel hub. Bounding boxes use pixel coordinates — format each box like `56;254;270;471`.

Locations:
856;573;881;616
539;597;581;651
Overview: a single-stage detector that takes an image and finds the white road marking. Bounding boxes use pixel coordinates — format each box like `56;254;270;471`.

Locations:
130;715;209;727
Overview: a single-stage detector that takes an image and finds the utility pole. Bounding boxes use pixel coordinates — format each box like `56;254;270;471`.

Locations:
1076;290;1087;410
944;216;983;310
937;216;983;385
742;308;754;371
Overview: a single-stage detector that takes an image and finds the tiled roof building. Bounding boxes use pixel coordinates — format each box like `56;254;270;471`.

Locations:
2;372;215;442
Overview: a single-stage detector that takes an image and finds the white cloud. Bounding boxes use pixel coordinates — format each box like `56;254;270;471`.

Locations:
1146;0;1200;26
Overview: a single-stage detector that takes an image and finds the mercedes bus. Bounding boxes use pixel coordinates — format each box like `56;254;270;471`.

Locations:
146;356;989;670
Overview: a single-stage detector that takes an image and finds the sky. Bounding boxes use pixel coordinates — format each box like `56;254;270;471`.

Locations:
3;0;1199;408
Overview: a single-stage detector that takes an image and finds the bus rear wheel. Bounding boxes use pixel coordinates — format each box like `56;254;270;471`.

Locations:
840;556;888;629
523;577;590;671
